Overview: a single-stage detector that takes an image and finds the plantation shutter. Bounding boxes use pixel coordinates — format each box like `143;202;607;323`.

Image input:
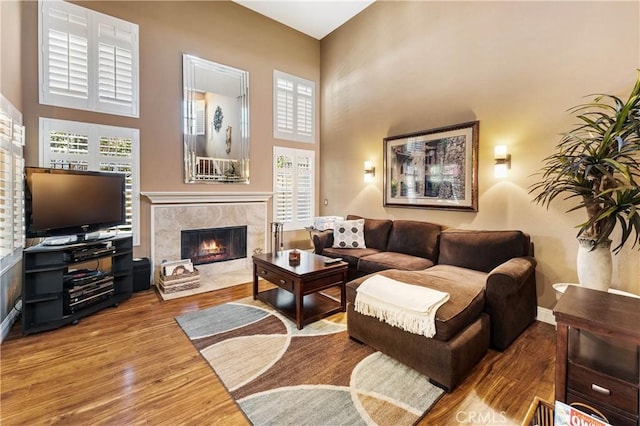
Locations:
296;155;313;223
39;118;140;245
39;0;139;117
40;0;90;110
0;95;24;274
96;15;138;116
273;147;315;230
273;70;315;143
274;151;294;223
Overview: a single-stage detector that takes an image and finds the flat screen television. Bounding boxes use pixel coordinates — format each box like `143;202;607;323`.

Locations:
25;167;126;243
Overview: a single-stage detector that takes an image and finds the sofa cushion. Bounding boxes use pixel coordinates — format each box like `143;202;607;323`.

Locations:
347;215;393;250
332;219;366;249
438;230;530;273
347;266;486;342
357;252;435;274
386;220;442;261
322;247;381;268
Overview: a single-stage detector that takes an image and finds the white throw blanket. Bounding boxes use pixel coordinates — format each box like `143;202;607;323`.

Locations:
354;274;450;338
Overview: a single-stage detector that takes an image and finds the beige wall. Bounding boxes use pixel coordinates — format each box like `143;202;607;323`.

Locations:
319;1;640;309
10;0;640;317
20;0;321;257
2;0;22;108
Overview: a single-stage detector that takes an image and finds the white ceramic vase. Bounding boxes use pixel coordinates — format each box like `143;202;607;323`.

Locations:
576;238;612;291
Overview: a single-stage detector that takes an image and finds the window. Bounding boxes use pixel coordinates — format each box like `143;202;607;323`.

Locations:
39;0;139;117
0;94;24;275
273;147;315;231
39;118;140;245
273;70;315;143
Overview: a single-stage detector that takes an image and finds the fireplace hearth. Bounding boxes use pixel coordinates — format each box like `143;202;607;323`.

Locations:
181;226;247;266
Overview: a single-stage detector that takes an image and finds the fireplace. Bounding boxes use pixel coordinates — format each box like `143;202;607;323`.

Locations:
181;226;247;266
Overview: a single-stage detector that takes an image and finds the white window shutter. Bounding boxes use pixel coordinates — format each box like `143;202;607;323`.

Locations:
296;84;313;140
273;71;315;143
39;0;139;118
274;152;294;223
295;155;312;222
95;16;138;117
275;77;294;137
273;147;315;230
0;95;24;274
40;0;90;110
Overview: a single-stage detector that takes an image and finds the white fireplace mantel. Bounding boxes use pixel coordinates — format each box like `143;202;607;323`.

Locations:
142;191;273;204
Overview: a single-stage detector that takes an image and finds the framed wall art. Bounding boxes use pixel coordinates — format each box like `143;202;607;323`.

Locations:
383;121;479;211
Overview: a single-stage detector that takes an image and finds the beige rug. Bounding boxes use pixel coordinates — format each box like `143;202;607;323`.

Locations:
157;269;256;300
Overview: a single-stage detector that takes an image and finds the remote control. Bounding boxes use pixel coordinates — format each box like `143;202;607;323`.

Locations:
324;257;342;264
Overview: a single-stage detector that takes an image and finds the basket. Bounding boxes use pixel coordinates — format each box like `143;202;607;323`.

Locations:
158;268;200;293
523;397;555;426
522;397;610;426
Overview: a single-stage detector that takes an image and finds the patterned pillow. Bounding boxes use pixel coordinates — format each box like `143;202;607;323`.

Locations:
332;219;366;249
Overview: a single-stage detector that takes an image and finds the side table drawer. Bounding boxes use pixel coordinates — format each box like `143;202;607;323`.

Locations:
256;266;294;292
568;363;639;415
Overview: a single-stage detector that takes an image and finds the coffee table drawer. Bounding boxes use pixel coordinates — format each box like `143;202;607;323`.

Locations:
256;266;294;292
303;272;345;294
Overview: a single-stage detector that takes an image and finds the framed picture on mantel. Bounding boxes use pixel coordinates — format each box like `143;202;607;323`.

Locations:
383;121;479;211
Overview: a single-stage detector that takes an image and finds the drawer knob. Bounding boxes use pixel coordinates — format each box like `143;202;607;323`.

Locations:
280;279;286;285
591;383;611;396
261;270;267;274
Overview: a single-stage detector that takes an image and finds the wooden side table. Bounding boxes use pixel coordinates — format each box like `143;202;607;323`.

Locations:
554;285;640;426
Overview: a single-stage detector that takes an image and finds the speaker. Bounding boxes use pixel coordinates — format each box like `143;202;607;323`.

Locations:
132;257;151;292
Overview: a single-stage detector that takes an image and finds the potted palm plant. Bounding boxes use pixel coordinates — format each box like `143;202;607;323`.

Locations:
529;71;640;290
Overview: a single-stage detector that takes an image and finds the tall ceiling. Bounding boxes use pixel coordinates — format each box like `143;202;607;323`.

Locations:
233;0;375;39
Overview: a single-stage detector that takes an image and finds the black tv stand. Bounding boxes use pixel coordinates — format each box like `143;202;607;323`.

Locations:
22;235;133;335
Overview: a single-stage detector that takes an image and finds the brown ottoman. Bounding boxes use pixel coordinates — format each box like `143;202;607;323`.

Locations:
346;268;491;392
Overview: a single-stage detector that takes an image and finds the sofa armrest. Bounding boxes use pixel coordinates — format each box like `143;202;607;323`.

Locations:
312;230;334;254
486;257;536;295
484;257;538;350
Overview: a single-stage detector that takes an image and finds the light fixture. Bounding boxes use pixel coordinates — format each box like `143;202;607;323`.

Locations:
494;145;511;178
364;161;375;183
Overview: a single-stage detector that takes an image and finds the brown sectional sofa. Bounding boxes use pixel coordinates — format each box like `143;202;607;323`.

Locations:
312;215;537;391
313;216;443;279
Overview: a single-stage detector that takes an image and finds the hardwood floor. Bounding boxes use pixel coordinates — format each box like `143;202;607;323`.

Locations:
0;284;555;425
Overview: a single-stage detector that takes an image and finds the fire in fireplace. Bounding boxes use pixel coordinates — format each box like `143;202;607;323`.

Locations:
181;226;247;266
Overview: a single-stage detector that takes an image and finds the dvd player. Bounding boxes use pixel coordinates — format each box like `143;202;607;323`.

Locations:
63;276;115;315
63;269;108;288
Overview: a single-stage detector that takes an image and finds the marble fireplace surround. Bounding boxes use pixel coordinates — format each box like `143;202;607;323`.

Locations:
143;192;272;290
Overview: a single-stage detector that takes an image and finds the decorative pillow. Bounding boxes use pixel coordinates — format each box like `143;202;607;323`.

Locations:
332;219;366;249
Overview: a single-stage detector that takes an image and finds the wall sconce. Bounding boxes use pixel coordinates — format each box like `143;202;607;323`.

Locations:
364;161;375;183
494;145;511;178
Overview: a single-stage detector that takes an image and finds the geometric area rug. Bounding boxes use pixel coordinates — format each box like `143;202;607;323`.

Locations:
175;297;444;425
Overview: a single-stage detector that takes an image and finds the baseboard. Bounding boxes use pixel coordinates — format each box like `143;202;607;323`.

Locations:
537;305;555;326
1;299;22;343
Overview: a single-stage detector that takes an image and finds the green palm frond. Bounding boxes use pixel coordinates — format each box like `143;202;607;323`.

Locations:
529;70;640;252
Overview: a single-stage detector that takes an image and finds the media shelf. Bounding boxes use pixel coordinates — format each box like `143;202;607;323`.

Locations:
22;235;133;335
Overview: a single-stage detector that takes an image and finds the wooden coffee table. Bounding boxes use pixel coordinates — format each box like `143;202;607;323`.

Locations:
253;250;348;329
